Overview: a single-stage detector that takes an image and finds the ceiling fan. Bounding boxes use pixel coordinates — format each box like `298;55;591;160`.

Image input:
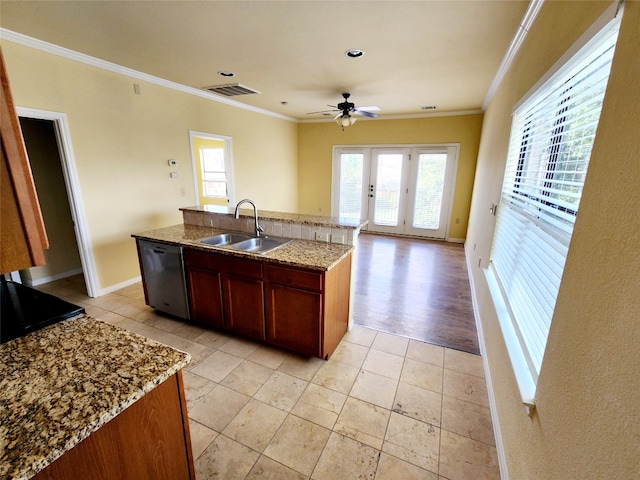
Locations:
308;93;380;129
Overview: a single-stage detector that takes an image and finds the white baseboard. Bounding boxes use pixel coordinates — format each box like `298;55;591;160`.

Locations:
465;244;508;480
446;237;465;243
98;275;142;296
28;268;84;287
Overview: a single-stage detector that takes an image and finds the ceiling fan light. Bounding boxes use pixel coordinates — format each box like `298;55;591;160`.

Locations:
336;115;356;127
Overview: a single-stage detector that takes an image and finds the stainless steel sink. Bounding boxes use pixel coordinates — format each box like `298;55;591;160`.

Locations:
199;232;291;254
229;237;291;254
199;233;252;246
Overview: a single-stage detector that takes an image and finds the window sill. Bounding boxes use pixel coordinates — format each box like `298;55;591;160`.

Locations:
484;264;537;410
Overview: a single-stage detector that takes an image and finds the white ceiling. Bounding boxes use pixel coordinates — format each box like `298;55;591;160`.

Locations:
0;0;530;121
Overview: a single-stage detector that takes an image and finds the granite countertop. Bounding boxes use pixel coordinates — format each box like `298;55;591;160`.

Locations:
133;224;354;271
180;205;368;229
0;315;191;480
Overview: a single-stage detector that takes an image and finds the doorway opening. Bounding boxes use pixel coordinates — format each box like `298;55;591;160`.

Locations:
16;108;98;297
189;130;235;207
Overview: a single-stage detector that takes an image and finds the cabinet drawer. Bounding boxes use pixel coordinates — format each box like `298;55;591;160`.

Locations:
224;256;262;279
266;264;323;292
185;249;262;279
185;249;219;270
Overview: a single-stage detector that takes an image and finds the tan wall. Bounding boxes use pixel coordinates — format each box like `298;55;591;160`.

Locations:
298;114;483;240
2;40;298;290
465;1;640;478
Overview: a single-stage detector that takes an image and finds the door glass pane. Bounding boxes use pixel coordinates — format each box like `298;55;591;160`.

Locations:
338;153;364;220
374;154;403;226
413;153;447;229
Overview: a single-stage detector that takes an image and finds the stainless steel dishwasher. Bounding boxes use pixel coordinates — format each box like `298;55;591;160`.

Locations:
137;240;190;319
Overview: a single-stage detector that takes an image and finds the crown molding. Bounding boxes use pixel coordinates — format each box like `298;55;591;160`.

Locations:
0;28;297;123
482;0;545;110
299;109;484;124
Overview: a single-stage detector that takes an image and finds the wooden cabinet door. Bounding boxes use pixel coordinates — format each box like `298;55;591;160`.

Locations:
1;48;48;273
186;266;224;328
224;274;265;340
265;283;322;358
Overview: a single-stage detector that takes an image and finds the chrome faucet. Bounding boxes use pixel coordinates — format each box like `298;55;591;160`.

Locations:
234;199;265;237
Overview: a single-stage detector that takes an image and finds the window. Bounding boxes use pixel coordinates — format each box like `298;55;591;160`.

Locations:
201;147;227;197
486;15;620;405
190;131;235;206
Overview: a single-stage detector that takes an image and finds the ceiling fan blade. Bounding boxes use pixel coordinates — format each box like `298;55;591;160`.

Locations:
306;108;339;115
356;106;381;111
353;109;378;118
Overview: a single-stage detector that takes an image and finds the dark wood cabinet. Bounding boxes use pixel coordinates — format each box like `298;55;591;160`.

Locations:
186;265;225;327
265;256;351;359
224;274;265;339
265;265;323;357
183;247;351;358
185;248;265;340
33;371;195;480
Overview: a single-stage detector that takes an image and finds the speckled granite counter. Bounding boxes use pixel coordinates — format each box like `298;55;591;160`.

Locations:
0;315;191;480
180;205;367;229
132;223;353;271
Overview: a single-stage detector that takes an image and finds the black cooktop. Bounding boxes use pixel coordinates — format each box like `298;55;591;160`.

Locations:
0;279;85;344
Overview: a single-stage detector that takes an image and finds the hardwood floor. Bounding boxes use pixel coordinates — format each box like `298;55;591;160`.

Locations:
353;233;479;355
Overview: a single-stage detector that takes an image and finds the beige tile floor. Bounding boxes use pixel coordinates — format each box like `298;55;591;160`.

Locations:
40;276;500;480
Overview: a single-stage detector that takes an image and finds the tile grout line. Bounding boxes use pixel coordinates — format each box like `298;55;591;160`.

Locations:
42;277;499;478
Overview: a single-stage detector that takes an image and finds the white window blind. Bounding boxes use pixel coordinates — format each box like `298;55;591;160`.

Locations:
489;20;619;385
413;153;447;229
338;152;365;221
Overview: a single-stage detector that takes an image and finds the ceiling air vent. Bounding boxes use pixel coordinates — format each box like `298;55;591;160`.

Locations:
204;83;261;96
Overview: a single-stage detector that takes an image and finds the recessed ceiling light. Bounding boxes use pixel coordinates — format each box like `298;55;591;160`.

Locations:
218;71;235;77
345;49;364;58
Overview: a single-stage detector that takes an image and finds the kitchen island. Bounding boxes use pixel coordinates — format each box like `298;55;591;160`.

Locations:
132;221;356;359
132;223;354;271
0;315;193;480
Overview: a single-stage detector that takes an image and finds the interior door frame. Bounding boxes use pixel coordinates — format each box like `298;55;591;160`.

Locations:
189;130;236;207
331;143;460;240
16;107;99;297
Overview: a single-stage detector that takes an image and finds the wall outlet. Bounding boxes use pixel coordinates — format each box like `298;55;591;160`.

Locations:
170;172;179;178
315;232;330;242
331;234;346;244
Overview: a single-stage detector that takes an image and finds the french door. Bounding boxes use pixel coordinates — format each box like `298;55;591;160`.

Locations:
333;145;458;239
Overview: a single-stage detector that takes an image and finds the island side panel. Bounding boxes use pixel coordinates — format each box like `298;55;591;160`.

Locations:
33;372;194;480
322;253;352;358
